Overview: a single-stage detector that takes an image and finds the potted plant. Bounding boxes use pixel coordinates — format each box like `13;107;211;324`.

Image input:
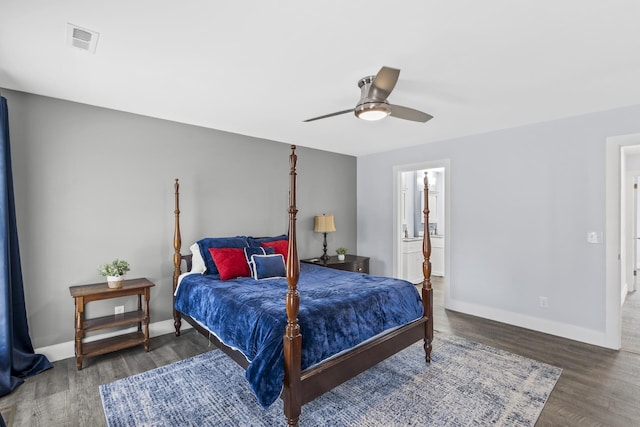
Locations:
336;247;347;261
98;259;130;289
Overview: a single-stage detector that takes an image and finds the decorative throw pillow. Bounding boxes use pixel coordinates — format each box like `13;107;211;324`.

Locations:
244;247;266;262
244;247;268;277
209;247;251;280
198;236;248;276
260;239;288;263
248;234;288;247
251;254;286;280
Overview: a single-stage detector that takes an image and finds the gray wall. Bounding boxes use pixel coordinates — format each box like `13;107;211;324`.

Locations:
358;104;640;346
5;89;357;349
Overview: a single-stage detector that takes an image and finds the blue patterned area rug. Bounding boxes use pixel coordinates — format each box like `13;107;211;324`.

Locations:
99;334;561;426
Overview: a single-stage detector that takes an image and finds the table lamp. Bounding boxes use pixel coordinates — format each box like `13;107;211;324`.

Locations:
314;214;336;262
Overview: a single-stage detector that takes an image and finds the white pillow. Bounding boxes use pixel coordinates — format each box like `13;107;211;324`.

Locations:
190;243;206;274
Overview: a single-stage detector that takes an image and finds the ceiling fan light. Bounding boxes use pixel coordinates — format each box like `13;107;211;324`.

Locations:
355;103;390;121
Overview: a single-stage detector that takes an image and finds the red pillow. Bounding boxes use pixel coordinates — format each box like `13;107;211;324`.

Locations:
261;240;289;263
208;247;250;280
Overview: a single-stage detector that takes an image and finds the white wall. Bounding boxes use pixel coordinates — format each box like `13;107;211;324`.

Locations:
358;104;640;347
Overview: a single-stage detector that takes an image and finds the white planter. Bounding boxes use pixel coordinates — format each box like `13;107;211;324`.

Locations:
107;275;124;289
337;254;345;261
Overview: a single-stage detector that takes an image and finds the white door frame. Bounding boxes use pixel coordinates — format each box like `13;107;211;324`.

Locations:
392;159;450;302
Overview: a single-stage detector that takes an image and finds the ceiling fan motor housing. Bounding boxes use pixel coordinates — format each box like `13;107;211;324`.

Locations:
355;75;390;120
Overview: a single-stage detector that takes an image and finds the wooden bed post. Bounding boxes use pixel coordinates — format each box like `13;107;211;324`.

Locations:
173;178;183;336
283;145;302;426
422;172;434;362
169;150;433;425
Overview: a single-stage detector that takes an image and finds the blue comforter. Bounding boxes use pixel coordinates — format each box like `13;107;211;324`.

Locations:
174;262;423;408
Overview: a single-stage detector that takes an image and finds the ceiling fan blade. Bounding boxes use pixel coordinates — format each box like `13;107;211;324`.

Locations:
303;109;354;122
368;66;400;101
388;104;433;123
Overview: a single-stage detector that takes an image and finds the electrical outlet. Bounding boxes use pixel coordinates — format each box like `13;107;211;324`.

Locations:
115;305;125;315
539;296;549;309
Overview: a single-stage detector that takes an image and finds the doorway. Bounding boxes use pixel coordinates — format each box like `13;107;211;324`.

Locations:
621;146;640;353
393;160;450;290
606;134;640;349
636;176;640;292
621;146;640;295
631;174;640;294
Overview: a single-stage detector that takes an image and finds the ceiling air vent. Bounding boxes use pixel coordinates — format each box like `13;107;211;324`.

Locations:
66;23;99;53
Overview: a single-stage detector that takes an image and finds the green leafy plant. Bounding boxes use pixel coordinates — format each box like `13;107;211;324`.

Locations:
98;259;130;277
335;247;348;255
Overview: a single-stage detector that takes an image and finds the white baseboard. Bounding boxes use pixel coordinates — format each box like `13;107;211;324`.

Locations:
445;297;614;349
34;319;192;363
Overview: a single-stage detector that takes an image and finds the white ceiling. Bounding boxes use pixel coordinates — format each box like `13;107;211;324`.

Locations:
1;1;640;156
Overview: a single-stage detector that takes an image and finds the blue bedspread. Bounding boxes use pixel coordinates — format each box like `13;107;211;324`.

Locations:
174;262;423;408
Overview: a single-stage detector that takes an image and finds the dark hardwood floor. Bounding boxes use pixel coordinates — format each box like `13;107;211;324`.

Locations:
0;329;213;426
428;277;640;427
622;287;640;355
1;278;639;426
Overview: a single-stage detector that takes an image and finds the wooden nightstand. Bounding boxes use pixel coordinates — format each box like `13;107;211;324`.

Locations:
301;255;370;274
69;277;155;370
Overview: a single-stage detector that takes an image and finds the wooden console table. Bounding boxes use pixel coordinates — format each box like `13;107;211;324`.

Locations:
69;277;155;370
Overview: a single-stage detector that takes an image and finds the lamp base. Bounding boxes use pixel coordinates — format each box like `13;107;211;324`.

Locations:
320;232;329;263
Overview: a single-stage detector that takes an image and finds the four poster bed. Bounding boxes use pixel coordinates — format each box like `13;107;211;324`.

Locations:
172;145;433;426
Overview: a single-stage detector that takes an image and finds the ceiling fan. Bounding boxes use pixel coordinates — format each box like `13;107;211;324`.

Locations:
303;66;433;123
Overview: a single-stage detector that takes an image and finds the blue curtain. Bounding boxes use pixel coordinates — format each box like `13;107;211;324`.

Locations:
0;95;51;397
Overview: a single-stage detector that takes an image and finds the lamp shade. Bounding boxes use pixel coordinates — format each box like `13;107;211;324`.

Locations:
314;214;336;233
